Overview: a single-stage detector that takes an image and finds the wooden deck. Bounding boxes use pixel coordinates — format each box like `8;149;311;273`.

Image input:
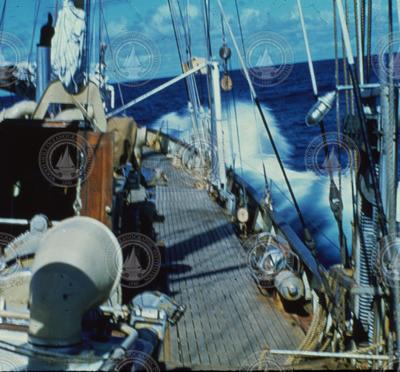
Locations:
143;151;305;370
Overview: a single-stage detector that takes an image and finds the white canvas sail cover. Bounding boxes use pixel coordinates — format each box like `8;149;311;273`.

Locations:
51;0;86;92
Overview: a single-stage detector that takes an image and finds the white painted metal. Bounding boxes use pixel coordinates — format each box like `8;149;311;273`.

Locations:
356;0;364;85
336;0;355;66
107;63;207;118
296;0;318;97
210;61;227;189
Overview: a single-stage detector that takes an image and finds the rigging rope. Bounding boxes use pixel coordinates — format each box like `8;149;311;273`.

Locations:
366;0;372;81
344;0;355;115
177;0;192;64
234;0;246;58
216;0;311;240
176;0;202;113
296;0;318;97
297;0;349;264
168;0;189;98
354;0;364;84
100;4;126;114
332;0;351;267
361;0;366;58
337;0;388;237
0;0;7;41
28;0;41;66
170;0;205;149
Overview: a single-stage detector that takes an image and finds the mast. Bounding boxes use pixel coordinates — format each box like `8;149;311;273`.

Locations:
200;0;226;190
209;61;227;190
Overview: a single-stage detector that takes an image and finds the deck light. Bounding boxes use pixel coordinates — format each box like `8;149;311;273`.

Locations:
305;91;336;127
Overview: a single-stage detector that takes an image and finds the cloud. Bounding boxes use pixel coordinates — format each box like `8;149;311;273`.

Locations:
150;4;171;35
107;17;130;37
150;3;199;35
242;8;261;26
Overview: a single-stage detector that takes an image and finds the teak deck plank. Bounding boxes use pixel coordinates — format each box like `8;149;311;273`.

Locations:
143;151;305;370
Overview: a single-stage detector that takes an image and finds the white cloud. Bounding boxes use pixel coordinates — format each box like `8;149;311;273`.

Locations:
151;4;171;35
107;17;129;37
151;3;199;35
242;8;261;26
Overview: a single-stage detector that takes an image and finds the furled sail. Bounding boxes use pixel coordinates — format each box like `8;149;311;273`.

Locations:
51;0;86;93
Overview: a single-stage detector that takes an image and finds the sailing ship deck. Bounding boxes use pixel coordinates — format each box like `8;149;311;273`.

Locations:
143;150;305;370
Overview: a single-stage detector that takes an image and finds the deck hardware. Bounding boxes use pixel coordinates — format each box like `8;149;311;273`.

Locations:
247;233;302;291
30;215;49;234
305;91;337;127
237;207;249;224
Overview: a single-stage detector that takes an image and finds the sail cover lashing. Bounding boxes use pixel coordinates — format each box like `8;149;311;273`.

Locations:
51;0;86;93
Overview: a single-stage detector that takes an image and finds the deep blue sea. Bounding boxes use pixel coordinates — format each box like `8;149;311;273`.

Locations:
119;59;346;267
0;59;357;267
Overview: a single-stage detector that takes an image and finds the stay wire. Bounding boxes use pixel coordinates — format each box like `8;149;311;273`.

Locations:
234;0;246;58
100;4;126;114
0;0;7;39
177;0;202;113
168;0;190;101
170;0;202;143
217;0;309;235
28;0;41;66
366;0;372;81
333;0;350;267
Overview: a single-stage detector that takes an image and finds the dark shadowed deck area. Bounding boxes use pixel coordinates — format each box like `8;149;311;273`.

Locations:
143;151;305;370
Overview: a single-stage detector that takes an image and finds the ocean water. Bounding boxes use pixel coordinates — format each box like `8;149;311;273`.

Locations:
0;59;354;267
117;59;348;267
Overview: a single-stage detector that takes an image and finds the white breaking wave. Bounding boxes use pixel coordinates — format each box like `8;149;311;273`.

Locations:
152;101;353;265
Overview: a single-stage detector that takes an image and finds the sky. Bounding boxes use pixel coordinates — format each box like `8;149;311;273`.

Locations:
0;0;396;80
